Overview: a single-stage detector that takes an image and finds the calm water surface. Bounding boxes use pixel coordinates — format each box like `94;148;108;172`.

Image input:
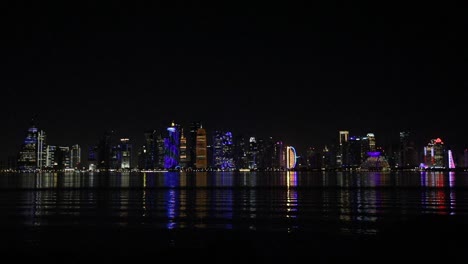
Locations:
0;170;466;232
1;170;467;261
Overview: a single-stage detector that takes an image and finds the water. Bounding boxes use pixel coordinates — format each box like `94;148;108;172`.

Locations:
1;170;467;261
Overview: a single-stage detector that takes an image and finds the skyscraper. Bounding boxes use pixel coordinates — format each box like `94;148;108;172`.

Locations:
70;144;81;169
188;121;202;168
195;126;207;169
119;138;132;169
212;130;235;169
179;129;187;168
17;120;46;171
286;146;297;170
164;121;180;169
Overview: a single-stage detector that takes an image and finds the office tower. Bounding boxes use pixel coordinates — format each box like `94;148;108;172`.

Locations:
164;121;180;169
234;135;248;169
96;130;116;170
448;149;455;169
306;147;321;169
119;138;132;169
188;121;202;168
423;138;446;169
337;130;349;168
46;145;56;168
212;130;235;170
17;121;46;171
275;141;285;169
70;144;81;169
286;146;297;170
247;137;258;169
179;129;187;168
195;126;207;169
56;146;70;169
367;133;376;151
143;130;156;170
339;131;349;145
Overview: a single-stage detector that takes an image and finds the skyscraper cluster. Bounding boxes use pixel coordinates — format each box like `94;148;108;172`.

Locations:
8;119;467;172
16;119;81;171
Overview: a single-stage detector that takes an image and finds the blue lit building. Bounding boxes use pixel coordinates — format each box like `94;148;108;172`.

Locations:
164;122;181;169
17;122;46;171
212;130;235;170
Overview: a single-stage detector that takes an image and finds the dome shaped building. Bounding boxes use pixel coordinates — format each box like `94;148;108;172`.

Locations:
360;151;390;171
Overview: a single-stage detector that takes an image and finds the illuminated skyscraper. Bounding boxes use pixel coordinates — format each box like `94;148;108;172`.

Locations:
70;144;81;169
247;137;258;169
188;121;202;168
164;121;180;169
195;126;207;169
337;130;349;167
367;133;376;151
118;138;132;169
423;138;446;169
179;129;187;168
286;146;297;170
17;121;46;171
212;130;235;169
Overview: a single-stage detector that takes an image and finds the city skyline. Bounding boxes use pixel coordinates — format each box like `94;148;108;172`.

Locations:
1;3;464;164
5;116;466;171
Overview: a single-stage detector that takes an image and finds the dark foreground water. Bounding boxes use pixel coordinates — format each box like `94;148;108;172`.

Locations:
1;170;467;262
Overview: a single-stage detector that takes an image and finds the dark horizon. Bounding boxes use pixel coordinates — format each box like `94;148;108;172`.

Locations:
1;2;465;162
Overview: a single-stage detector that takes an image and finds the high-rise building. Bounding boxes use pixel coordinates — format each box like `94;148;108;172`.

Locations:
195;126;207;169
179;129;187;168
46;145;56;168
70;144;81;169
96;130;115;170
367;133;376;151
286;146;297;170
247;137;258;169
143;130;157;170
188;121;201;168
423;138;446;169
164;121;180;169
337;130;349;168
17;121;46;171
275;141;285;169
212;130;235;169
119;138;132;169
234;135;248;169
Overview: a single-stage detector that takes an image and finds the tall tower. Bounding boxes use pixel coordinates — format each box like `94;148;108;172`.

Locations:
70;144;81;170
195;126;207;169
119;138;132;169
179;129;187;168
337;130;349;167
423;138;446;169
286;146;297;170
164;121;180;169
188;121;202;168
367;133;376;151
17;119;46;171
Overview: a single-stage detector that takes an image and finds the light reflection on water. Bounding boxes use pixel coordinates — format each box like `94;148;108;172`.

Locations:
0;170;467;235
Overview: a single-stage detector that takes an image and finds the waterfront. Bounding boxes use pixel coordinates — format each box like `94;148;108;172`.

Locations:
1;170;467;262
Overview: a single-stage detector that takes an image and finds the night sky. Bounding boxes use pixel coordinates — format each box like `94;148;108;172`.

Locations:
0;2;465;161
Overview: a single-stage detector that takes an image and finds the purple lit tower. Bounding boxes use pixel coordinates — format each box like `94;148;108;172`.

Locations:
164;121;180;169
